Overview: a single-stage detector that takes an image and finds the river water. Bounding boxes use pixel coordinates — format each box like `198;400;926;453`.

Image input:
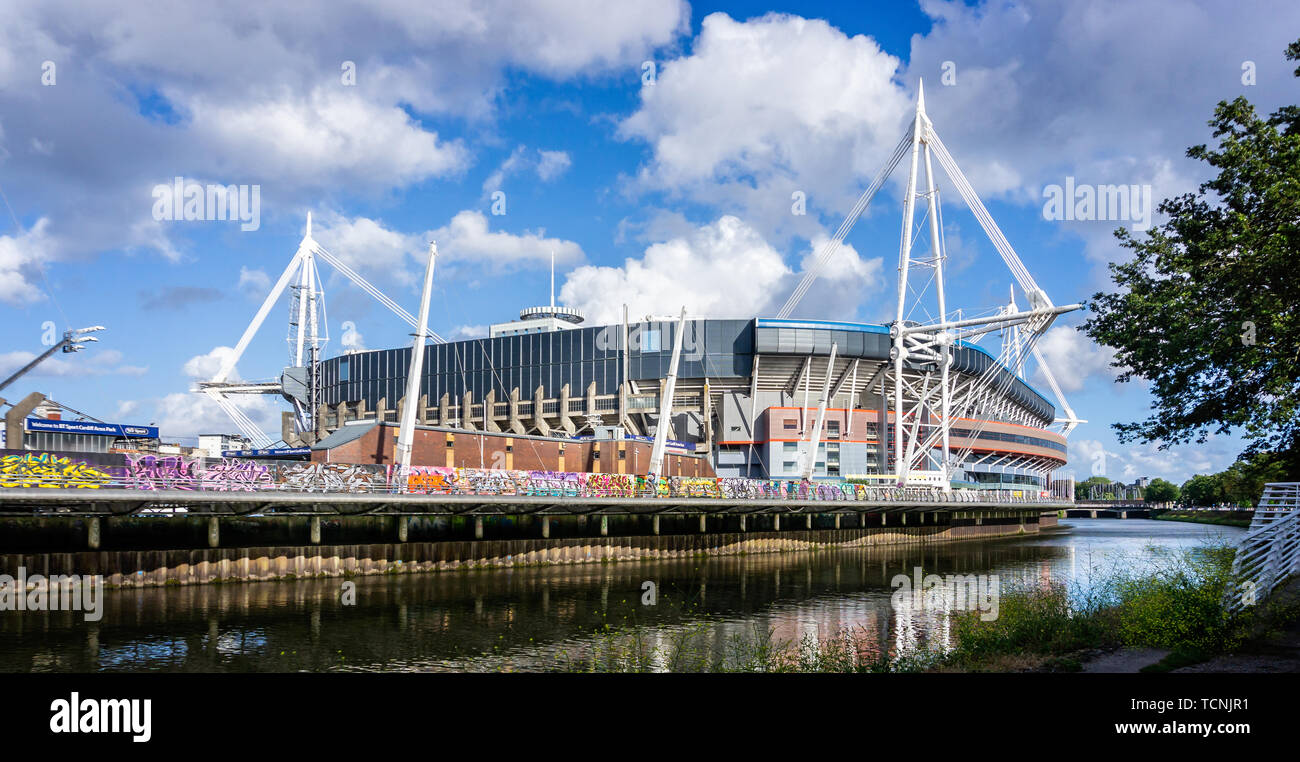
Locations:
0;519;1244;672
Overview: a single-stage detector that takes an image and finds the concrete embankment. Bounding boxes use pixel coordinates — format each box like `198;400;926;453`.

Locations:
0;512;1040;588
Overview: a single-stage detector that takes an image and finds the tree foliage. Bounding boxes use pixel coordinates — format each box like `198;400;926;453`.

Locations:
1083;39;1300;476
1178;451;1290;507
1143;478;1180;504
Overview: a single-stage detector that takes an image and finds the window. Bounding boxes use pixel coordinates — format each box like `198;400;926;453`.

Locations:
783;419;798;430
642;328;661;352
339;358;350;382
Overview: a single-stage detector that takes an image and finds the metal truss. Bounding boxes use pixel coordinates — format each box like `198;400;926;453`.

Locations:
197;213;446;446
772;81;1082;487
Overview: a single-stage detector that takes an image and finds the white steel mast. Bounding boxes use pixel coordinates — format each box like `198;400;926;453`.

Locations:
395;242;438;487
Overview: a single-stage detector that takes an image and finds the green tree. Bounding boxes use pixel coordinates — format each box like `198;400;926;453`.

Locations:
1083;39;1300;477
1180;474;1220;507
1144;478;1180;504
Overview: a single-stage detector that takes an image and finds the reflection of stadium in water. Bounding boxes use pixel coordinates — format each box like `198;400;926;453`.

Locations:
0;520;1244;672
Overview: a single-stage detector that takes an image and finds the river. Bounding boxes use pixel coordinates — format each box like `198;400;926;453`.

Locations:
0;518;1244;672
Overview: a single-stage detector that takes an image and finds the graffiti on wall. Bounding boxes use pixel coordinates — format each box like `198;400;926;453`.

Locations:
279;462;386;492
0;452;114;489
0;450;1049;502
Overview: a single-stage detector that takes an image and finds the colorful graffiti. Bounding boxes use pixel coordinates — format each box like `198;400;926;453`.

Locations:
0;450;1051;503
0;452;113;489
279;462;386;492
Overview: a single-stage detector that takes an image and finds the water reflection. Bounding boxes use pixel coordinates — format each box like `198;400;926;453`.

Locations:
0;519;1243;672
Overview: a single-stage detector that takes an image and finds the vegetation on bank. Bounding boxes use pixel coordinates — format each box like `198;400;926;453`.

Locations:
1152;511;1254;529
551;543;1292;673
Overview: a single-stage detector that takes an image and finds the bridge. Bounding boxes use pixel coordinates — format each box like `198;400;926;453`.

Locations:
1066;501;1150;519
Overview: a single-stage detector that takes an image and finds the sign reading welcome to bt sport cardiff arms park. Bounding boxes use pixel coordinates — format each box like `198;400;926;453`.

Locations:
24;418;159;439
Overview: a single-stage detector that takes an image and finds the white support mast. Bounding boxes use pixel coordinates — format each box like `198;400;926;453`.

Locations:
199;212;448;446
395;242;438;487
771;81;1083;487
647;307;687;477
802;342;837;480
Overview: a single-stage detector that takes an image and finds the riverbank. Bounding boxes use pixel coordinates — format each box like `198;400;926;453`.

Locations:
0;516;1038;589
1152;510;1254;528
556;539;1298;674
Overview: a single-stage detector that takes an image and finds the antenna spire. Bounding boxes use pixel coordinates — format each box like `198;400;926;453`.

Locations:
550;248;555;312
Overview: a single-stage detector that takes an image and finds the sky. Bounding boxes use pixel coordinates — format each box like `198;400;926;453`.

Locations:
0;0;1296;485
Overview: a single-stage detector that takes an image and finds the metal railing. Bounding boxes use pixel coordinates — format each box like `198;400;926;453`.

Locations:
1224;483;1300;615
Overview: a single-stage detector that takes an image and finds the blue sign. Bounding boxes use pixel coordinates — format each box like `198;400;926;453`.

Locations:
222;447;312;457
25;418;158;439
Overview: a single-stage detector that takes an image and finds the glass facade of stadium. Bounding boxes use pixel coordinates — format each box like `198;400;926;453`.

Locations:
301;317;1067;489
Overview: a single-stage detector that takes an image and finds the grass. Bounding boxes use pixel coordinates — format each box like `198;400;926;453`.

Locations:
1152;511;1253;528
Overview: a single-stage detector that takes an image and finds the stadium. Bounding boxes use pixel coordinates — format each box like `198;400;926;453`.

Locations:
277;307;1067;491
202;85;1078;496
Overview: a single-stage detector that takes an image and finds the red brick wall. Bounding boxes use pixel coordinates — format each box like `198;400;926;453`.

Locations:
313;424;713;476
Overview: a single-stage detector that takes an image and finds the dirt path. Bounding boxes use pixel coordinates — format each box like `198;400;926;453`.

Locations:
1081;647;1169;673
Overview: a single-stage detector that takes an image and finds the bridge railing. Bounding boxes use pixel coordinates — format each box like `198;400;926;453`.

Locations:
1223;483;1300;615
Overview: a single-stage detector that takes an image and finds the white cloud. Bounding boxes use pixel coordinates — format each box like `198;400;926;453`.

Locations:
340;320;366;351
483;146;573;192
620;12;912;239
449;324;488;340
182;346;241;382
0;219;52;306
1033;324;1120;393
1064;435;1238;486
536;150;572;181
152;390;280;441
560;216;789;325
0;348;147;379
559;215;885;326
186;89;470;189
237;266;271;298
0;0;687;268
144;346;281;440
430;210;583;271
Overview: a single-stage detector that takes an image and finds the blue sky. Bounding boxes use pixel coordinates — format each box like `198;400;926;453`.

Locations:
1;0;1296;484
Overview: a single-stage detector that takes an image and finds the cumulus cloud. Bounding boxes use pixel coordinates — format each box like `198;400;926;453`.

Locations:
482;146;573;192
430;211;583;271
138;346;282;441
237;267;271;298
558;215;884;326
0;0;687;269
1063;435;1238;485
310;210;584;289
0;219;52;306
620;12;912;240
186;89;470;189
1033;324;1121;393
151;390;281;441
182;346;241;382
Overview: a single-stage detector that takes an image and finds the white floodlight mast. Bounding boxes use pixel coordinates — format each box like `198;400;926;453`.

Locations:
395;242;438;486
802;342;838;480
647;307;688;478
